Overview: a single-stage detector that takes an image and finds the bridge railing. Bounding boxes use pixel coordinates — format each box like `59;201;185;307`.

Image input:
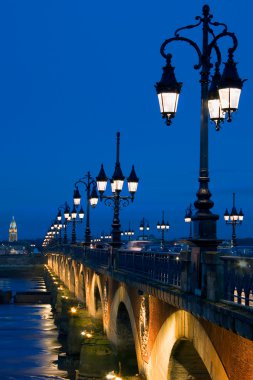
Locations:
85;247;111;267
45;245;253;308
221;256;253;307
116;250;182;287
45;245;185;288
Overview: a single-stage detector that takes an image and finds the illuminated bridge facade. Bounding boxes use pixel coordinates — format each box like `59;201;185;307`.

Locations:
47;246;253;380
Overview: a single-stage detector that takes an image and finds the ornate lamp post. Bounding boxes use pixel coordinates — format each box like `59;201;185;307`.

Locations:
47;222;58;246
64;203;84;245
157;211;170;249
73;171;99;246
56;202;71;244
139;218;150;240
53;218;62;244
43;227;55;248
156;5;244;250
184;204;193;239
96;132;139;248
224;193;244;247
125;222;135;241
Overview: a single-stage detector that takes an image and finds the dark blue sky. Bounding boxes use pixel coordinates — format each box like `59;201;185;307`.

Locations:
0;0;252;241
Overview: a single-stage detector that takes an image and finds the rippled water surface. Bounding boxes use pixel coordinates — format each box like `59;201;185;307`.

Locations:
0;276;69;380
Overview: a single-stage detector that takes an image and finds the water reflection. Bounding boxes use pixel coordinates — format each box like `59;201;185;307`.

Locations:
0;276;69;380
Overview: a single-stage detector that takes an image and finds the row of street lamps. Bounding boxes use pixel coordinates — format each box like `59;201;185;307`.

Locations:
43;132;139;248
43;190;243;249
43;5;245;252
185;193;244;247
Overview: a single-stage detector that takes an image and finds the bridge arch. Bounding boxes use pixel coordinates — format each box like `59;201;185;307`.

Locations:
89;273;103;318
69;262;76;295
107;285;142;377
60;256;67;284
147;310;229;380
76;264;85;303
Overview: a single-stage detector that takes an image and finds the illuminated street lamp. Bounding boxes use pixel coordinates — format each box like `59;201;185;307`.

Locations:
156;5;245;250
157;211;170;249
96;132;139;248
156;54;182;126
43;227;55;248
73;171;99;246
71;204;84;244
224;193;244;247
184;204;193;239
208;64;226;131
49;221;59;245
139;218;150;240
124;222;135;241
100;232;112;242
56;202;70;244
52;218;61;244
63;203;84;245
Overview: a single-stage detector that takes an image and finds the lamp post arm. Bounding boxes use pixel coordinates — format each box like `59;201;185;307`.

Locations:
174;16;202;37
212;44;221;67
209;20;228;34
101;194;132;201
103;195;130;209
74;177;96;192
208;31;238;58
160;36;202;70
75;179;88;191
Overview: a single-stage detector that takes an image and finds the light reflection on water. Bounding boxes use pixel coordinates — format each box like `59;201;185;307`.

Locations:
0;277;47;295
0;277;69;380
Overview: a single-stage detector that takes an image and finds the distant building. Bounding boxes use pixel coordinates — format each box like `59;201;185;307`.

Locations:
9;216;18;242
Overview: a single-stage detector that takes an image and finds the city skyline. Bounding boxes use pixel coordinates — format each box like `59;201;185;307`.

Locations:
0;0;252;240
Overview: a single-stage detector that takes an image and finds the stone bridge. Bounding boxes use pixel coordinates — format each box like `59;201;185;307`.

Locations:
46;246;253;380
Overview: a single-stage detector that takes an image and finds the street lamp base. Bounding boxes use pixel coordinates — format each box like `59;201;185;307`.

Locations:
191;213;219;250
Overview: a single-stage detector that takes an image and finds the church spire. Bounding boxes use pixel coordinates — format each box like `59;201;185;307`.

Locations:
9;216;18;242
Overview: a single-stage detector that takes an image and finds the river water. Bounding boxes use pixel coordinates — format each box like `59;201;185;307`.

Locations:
0;275;69;380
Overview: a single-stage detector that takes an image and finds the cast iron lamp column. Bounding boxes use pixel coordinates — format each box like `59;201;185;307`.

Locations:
96;132;139;248
63;203;71;244
43;227;54;248
48;222;57;246
157;211;170;249
156;5;244;249
56;202;70;244
224;192;244;247
73;172;99;246
53;218;62;245
139;218;150;240
64;204;84;245
44;231;52;248
185;204;193;239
